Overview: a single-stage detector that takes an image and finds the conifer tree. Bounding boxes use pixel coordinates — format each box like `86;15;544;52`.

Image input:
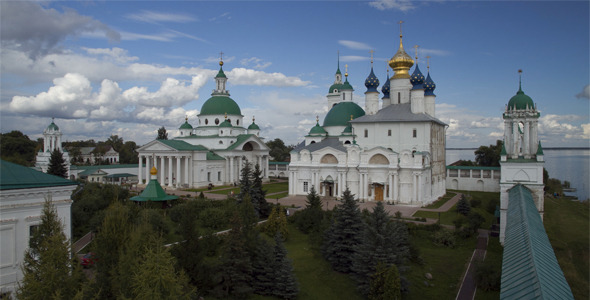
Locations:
263;204;289;240
251;237;275;296
352;201;410;295
17;198;85;299
368;263;402;300
456;194;471;216
47;148;68;178
216;210;253;299
132;238;195;299
322;188;364;273
271;233;299;299
296;185;324;234
237;161;253;203
251;163;271;217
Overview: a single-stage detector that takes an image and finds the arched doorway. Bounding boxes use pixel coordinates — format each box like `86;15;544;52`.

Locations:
373;183;384;201
323;176;334;197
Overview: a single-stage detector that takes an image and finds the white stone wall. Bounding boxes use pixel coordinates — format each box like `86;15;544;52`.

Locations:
0;185;75;296
446;168;501;192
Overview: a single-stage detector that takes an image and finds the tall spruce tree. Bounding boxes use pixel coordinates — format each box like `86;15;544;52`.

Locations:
271;233;299;299
322;188;364;273
456;194;471;216
237;161;253;203
17;198;85;299
251;237;275;296
263;204;289;240
216;210;253;299
251;163;271;218
352;201;410;296
47;148;68;178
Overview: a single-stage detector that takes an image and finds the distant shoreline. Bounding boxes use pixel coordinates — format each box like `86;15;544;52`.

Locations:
446;147;590;151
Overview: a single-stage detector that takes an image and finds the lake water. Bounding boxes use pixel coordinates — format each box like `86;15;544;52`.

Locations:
446;149;590;201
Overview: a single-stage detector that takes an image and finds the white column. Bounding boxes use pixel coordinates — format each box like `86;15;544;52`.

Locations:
393;173;398;202
524;121;530;155
138;156;143;184
418;174;422;204
264;156;269;179
188;156;192;187
412;174;417;204
229;156;234;183
145;157;151;183
159;156;165;183
512;121;518;156
176;156;182;187
238;156;243;176
185;156;189;186
388;173;393;200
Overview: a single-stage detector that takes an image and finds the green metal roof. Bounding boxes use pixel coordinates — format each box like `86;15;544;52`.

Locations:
308;122;327;135
104;173;136;178
507;86;535;111
159;140;208;151
248;122;260;130
216;66;227;78
536;141;544;155
47;121;59;131
219;119;232;128
225;134;255;150
199;96;241;116
207;151;225;161
179;120;193;130
323;101;365;127
329;83;342;93
0;160;77;190
501;141;507;156
501;184;574;299
130;179;178;202
269;161;289;165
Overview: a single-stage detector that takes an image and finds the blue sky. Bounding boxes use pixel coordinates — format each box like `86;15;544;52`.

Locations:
1;0;588;148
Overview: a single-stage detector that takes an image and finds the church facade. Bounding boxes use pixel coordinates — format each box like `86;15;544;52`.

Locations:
499;73;545;243
288;31;446;206
137;59;270;189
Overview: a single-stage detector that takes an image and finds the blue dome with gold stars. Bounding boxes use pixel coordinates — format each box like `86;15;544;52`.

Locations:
364;67;379;93
381;73;390;98
410;65;425;90
424;72;436;96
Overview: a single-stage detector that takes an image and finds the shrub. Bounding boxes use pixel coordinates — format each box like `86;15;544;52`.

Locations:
456;194;471;215
394;211;402;219
432;228;456;248
475;260;501;291
470;198;481;208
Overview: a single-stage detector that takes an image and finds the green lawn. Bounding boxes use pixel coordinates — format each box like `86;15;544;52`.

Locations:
422;191;457;209
405;225;478;299
413;191;500;230
269;192;289;199
209;182;289;196
183;184;233;192
282;224;363;300
544;196;589;300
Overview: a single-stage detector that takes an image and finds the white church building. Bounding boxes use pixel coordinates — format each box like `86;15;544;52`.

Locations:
137;58;271;188
288;30;446;206
35;119;71;178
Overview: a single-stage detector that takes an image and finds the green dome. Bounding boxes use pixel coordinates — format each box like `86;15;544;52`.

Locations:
323;102;365;127
248;122;260;130
219;119;232;128
47;121;59;131
179;120;193;130
329;83;342;94
341;79;353;90
508;87;534;110
199;96;242;116
216;66;227;78
342;123;353;135
309;122;327;135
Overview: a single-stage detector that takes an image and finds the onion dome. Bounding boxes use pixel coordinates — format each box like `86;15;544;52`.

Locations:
309;119;327;135
248;117;260;130
150;166;158;176
323;102;365;127
179;117;193;130
199;96;241;115
381;72;391;98
46;120;59;131
341;116;354;135
219;119;232;128
508;84;534;111
328;83;343;94
424;72;436;96
341;78;353;90
388;36;414;79
364;67;380;92
410;64;425;89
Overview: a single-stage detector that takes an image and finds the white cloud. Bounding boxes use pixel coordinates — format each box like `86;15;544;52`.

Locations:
83;47;139;64
125;10;197;23
240;57;272;70
338;40;372;50
209;12;231;22
0;1;120;59
341;55;369;62
369;0;416;12
228;68;311;87
576;84;589;100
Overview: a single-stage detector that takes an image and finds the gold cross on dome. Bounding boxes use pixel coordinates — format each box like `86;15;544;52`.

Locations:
345;64;348;77
413;45;419;60
426;56;431;71
399;20;404;36
369;50;374;65
219;51;224;61
316;115;319;123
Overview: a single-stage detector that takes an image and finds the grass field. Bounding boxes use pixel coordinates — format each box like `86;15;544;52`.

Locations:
282;224;363;300
544;196;589;299
405;225;478;299
474;236;502;299
422;191;457;209
209;182;289;196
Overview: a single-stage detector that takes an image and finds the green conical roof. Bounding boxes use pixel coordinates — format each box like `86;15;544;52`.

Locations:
131;172;178;202
216;66;226;78
219;119;232;128
536;141;544;155
501;141;507;156
47;121;59;131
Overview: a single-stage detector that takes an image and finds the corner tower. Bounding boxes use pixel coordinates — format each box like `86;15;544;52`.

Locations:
499;70;544;244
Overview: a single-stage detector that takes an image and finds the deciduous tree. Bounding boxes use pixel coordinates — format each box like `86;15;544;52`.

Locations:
157;126;168;140
475;140;502;166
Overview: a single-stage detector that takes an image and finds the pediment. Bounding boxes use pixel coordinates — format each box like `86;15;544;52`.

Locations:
138;140;176;152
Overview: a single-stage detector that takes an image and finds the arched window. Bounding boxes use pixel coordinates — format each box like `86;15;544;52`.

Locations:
205;119;209;125
369;154;389;165
215;118;220;125
344;140;351;145
364;129;368;138
320;154;338;164
310;141;316;144
237;119;240;125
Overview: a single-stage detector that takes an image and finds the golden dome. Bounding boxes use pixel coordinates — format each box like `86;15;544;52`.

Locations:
388;35;414;79
150;166;158;176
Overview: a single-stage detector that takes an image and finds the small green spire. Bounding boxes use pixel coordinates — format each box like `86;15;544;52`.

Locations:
500;140;507;156
536;141;544;155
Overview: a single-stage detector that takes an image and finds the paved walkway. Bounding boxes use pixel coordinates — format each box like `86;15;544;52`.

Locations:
456;229;489;300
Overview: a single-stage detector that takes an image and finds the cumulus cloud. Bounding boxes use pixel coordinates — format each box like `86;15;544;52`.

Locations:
369;0;416;12
0;1;120;59
125;10;197;23
576;84;589;100
228;68;311;87
338;40;372;50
